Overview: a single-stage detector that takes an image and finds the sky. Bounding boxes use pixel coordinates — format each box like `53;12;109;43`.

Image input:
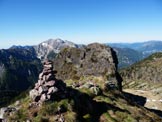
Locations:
0;0;162;48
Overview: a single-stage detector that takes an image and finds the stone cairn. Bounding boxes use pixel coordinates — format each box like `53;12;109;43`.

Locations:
29;60;66;104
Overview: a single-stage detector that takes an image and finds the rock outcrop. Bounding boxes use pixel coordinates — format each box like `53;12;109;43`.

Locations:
53;43;122;90
29;60;66;104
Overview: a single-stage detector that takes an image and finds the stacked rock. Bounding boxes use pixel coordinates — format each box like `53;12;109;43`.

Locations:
29;60;62;104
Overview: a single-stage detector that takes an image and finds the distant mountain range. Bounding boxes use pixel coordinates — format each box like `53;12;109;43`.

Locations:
107;40;162;68
113;47;143;69
108;40;162;51
9;39;162;69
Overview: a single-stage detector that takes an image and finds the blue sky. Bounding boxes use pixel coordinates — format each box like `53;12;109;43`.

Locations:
0;0;162;48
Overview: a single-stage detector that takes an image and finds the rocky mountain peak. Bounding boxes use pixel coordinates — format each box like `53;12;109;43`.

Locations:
34;38;78;60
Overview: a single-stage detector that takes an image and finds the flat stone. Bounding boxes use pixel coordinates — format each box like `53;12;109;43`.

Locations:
34;83;40;90
29;89;40;101
44;61;52;65
38;80;45;86
47;87;58;95
44;64;53;69
43;69;52;75
38;86;48;94
46;73;53;81
40;93;47;102
39;72;43;80
44;80;55;87
47;95;51;99
43;75;46;81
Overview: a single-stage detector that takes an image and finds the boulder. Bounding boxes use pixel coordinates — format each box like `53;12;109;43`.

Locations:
47;95;51;99
38;86;48;94
38;80;45;86
0;107;17;119
44;61;52;65
90;86;101;95
44;64;53;69
39;72;44;80
47;87;58;95
44;80;55;87
14;100;20;106
43;69;52;75
46;73;53;81
40;93;47;102
43;75;46;81
34;83;40;90
29;89;40;101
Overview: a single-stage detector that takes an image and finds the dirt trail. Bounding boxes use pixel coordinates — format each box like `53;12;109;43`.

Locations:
124;89;162;111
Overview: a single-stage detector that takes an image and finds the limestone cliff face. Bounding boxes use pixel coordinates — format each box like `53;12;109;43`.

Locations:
53;43;122;90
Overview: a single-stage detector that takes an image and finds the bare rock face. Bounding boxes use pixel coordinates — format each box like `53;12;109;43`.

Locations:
53;43;122;90
29;60;66;104
34;38;78;60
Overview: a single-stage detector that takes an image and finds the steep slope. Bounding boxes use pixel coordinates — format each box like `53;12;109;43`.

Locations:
4;44;162;122
0;47;42;107
34;38;80;60
120;52;162;114
113;47;143;69
120;52;162;91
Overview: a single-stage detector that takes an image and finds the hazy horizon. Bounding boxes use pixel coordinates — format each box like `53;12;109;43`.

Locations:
1;0;162;48
1;38;162;50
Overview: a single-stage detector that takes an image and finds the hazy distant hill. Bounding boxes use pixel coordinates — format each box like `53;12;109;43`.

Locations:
107;40;162;68
108;40;162;55
113;47;143;69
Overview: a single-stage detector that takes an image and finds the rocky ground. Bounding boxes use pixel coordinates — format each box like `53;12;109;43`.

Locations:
124;89;162;117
